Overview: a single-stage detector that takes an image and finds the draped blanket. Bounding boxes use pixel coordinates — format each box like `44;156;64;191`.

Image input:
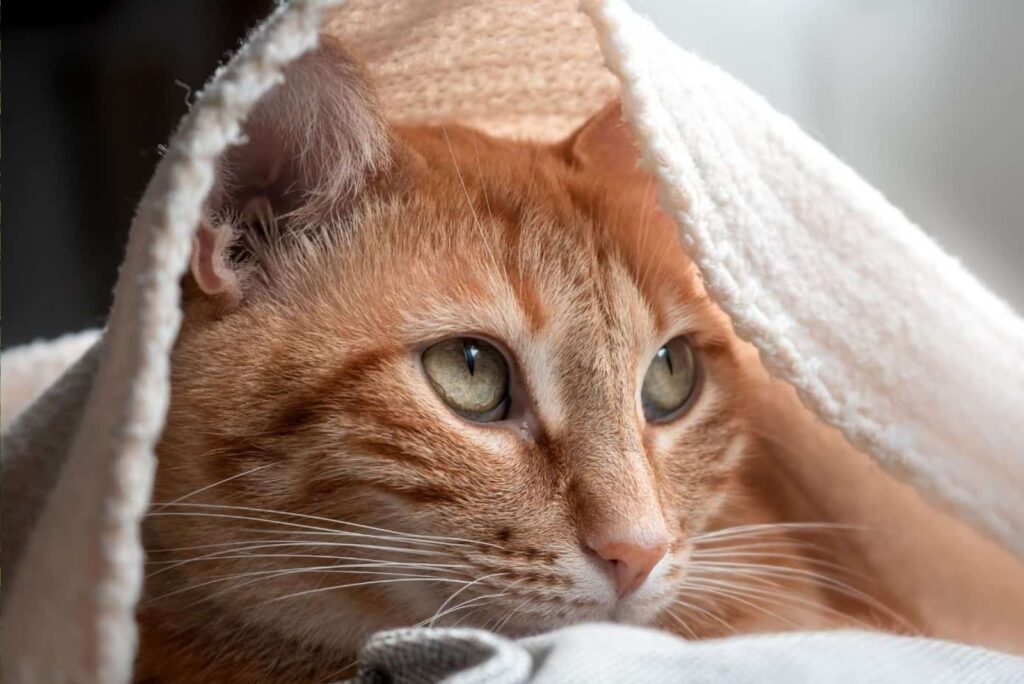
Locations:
3;1;1023;681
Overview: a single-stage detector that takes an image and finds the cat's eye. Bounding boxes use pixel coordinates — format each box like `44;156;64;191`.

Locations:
641;336;699;422
422;337;510;422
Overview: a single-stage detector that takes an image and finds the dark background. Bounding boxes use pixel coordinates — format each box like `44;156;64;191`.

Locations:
3;0;272;348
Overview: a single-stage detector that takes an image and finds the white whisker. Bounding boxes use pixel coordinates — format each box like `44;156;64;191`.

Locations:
150;501;503;550
421;588;514;627
684;575;872;630
493;597;531;633
145;538;461;564
440;125;504;279
689;539;827;554
266;576;471;605
663;606;699;639
670;597;736;635
681;580;801;629
147;544;469;578
148;513;449;560
690;551;866;581
151;463;274;512
149;564;470;606
687;560;911;629
427;572;509;627
692;522;863;544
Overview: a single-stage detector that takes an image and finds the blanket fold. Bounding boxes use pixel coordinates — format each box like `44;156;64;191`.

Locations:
350;624;1024;684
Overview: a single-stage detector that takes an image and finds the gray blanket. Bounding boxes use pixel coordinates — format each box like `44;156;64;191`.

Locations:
349;624;1024;683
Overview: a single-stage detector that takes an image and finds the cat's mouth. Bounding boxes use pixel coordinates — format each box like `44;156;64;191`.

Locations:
483;546;685;634
477;594;671;638
455;560;680;637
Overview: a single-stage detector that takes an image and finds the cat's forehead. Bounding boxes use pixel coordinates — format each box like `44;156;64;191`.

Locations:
280;123;721;379
370;124;711;340
343;198;697;359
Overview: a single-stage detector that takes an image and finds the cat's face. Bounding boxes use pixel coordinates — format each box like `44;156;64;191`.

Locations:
148;40;750;653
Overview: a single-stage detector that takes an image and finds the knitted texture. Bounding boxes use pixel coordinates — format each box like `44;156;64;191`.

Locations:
1;328;100;430
585;0;1024;557
324;0;619;141
348;624;1024;684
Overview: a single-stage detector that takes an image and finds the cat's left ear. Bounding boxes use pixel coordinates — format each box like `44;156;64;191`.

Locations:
566;99;641;176
188;36;391;306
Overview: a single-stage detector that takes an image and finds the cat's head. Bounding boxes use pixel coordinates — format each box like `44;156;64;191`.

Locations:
150;38;752;652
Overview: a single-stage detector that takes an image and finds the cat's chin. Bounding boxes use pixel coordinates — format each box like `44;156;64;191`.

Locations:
483;609;665;640
611;600;669;628
472;594;672;640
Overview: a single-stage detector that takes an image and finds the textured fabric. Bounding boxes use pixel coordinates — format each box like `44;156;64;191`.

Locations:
1;340;101;586
1;2;344;681
350;624;1024;684
586;0;1024;556
356;628;532;684
0;328;100;430
326;0;619;141
2;0;1023;682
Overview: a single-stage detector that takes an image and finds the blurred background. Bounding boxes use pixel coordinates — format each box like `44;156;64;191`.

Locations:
3;0;1023;348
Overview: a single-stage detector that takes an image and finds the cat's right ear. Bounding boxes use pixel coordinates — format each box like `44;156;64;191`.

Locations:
565;100;641;177
188;36;390;305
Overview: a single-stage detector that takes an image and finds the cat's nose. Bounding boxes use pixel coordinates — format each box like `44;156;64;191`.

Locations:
589;538;668;597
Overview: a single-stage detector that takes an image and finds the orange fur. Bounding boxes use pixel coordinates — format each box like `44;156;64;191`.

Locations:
136;41;913;683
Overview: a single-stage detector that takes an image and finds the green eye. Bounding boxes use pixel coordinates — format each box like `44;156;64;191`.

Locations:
422;338;510;422
641;336;699;422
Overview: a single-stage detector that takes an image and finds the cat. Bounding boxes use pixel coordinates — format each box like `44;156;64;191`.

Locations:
135;37;911;683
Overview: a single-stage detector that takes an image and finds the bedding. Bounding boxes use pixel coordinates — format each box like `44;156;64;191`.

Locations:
351;624;1024;683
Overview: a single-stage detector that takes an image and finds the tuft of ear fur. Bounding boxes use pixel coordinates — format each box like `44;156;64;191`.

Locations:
189;36;391;303
190;219;241;303
567;100;641;177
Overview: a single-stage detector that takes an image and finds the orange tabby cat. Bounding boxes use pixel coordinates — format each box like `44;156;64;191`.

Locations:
136;38;911;682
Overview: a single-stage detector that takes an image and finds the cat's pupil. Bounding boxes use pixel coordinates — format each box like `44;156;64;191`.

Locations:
463;340;479;375
658;346;674;374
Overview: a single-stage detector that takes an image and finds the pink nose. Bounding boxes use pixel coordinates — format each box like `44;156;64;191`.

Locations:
589;539;668;596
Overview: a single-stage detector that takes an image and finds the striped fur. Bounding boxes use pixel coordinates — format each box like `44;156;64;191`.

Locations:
136;42;908;683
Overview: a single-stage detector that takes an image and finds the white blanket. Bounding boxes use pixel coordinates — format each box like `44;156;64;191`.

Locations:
3;0;1022;682
350;625;1024;683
